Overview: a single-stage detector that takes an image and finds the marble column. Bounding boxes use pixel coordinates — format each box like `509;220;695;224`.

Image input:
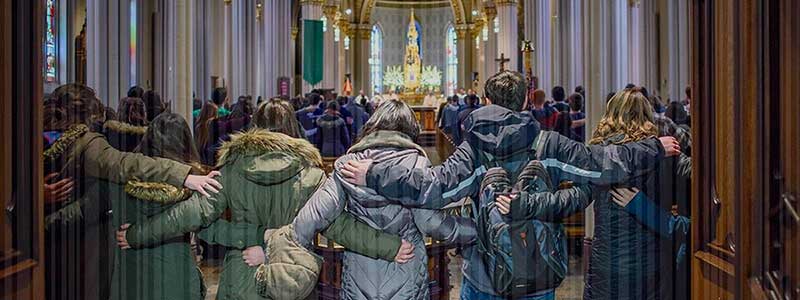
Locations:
524;0;551;93
86;0;135;108
229;0;258;99
322;5;338;90
260;0;293;98
481;7;498;84
336;18;348;95
300;0;323;93
664;0;689;102
495;0;518;72
354;25;371;94
174;0;194;121
456;25;475;90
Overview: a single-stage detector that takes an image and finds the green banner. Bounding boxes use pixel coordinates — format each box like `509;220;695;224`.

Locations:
302;20;324;86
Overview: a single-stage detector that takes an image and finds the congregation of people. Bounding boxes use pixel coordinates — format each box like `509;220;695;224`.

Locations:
42;68;693;300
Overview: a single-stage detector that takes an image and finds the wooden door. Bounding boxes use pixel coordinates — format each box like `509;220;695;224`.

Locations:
0;0;46;299
691;0;800;299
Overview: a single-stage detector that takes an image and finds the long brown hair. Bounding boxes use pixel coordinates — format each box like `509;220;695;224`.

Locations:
253;98;303;138
44;83;105;131
589;87;658;145
357;99;420;142
117;97;148;126
194;102;218;150
136;113;205;174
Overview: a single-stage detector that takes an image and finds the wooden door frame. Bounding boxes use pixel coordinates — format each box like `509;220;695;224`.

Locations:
0;0;45;298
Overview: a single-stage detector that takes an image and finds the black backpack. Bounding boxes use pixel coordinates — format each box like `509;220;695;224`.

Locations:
472;148;569;298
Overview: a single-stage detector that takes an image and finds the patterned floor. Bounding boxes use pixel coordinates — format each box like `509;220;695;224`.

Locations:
200;254;585;300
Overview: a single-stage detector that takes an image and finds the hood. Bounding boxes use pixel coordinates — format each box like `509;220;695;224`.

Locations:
216;128;323;185
347;130;426;157
103;120;148;135
462;105;541;156
43;124;89;161
125;180;192;205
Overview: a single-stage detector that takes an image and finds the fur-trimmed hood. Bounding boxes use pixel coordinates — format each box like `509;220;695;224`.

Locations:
216;128;323;185
103;120;148;135
124;180;192;205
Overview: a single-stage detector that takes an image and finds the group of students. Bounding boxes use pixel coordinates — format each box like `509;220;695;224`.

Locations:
41;68;692;300
294;91;371;157
529;86;587;143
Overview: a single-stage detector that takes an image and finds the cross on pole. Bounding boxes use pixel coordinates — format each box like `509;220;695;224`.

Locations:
495;53;511;72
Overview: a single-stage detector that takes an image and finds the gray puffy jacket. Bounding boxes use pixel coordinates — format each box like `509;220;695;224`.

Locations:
293;130;477;300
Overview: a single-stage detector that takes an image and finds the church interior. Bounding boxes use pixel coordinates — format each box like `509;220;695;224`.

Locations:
1;0;799;299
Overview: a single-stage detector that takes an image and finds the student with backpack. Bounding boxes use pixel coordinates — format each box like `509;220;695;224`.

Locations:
340;71;681;299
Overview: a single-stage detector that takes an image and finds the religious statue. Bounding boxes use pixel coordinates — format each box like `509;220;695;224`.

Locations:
403;9;422;91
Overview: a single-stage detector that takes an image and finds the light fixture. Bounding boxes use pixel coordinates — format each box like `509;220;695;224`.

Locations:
345;8;352;15
475;36;480;49
482;26;488;41
321;16;327;32
334;26;340;42
472;10;478;16
344;36;350;50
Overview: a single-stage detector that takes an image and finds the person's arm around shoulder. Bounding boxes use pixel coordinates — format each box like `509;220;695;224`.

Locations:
340;141;480;208
610;187;690;240
412;208;477;246
496;185;593;222
81;134;223;197
538;131;679;186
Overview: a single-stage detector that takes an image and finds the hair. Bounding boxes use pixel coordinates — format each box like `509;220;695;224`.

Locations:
142;90;166;122
194;102;218;150
532;89;546;107
589;87;658;145
44;83;105;131
665;101;689;125
228;96;255;119
606;92;616;103
465;94;479;107
552;86;566;102
326;100;340;112
649;95;665;113
117;97;148;126
654;116;678;137
211;87;228;106
448;95;459;104
193;98;203;111
575;85;585;95
337;96;349;106
307;93;323;106
484;71;527;111
136;113;204;174
625;83;636;89
685;86;691;98
104;107;117;121
253;98;304;138
568;93;584;112
127;86;145;98
357;99;421;142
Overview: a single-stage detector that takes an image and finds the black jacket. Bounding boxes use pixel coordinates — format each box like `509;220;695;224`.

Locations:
365;105;665;208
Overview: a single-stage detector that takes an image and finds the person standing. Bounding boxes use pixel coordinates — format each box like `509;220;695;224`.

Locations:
316;101;351;157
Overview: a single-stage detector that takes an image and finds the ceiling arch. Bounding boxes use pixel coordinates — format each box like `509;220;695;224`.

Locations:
358;0;466;25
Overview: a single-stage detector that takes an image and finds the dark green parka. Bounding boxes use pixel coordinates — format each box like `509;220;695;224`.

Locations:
124;129;402;300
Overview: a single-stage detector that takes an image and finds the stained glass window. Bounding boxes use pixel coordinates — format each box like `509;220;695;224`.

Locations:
45;0;57;82
129;0;137;86
370;24;383;94
446;25;458;96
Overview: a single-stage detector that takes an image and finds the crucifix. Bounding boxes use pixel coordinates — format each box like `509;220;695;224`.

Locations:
495;53;510;72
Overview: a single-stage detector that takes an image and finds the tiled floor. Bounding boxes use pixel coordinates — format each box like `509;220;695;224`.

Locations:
200;254;585;300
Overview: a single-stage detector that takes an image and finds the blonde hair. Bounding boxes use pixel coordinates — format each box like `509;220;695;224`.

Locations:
589;87;658;145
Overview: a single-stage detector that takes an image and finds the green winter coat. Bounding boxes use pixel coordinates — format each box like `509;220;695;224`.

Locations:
43;124;192;300
125;129;402;300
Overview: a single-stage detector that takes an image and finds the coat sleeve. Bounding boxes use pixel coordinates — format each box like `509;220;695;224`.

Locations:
292;176;402;261
80;134;191;187
538;132;664;186
196;219;266;250
510;185;593;222
412;209;477;246
365;142;480;209
125;191;228;248
320;212;401;261
622;191;691;241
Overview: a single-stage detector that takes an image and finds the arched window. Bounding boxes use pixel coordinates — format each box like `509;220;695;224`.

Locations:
445;25;458;96
45;0;58;82
370;24;383;94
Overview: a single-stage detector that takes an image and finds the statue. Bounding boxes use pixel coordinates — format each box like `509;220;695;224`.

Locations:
403;9;422;91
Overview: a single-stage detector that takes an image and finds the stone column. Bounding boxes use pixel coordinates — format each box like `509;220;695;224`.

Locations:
482;7;498;82
455;24;475;90
260;0;293;98
87;0;134;108
495;0;518;72
336;18;349;95
322;5;338;90
300;0;323;93
524;0;552;93
354;25;371;94
174;0;194;122
664;0;690;102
